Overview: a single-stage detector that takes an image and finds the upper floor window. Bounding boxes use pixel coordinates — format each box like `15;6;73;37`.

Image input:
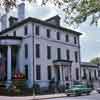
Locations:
66;49;70;60
57;32;60;40
57;48;61;59
47;46;51;59
47;29;51;38
35;25;39;35
75;51;78;62
65;34;69;42
47;66;52;80
13;31;16;36
24;44;28;59
24;25;28;35
36;65;41;80
74;37;77;44
36;44;40;58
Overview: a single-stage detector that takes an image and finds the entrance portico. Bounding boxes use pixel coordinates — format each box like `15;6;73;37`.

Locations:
53;60;72;87
0;36;22;85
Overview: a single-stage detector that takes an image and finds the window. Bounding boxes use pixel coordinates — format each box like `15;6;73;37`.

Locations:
74;37;77;44
25;65;28;80
47;29;50;38
89;71;92;80
24;44;28;58
83;69;87;79
35;25;39;35
57;32;60;40
48;66;52;80
76;68;79;80
13;31;16;36
57;48;61;59
47;46;51;59
65;34;69;42
36;44;40;58
36;65;41;80
75;51;78;62
24;25;28;35
66;49;70;60
98;70;100;77
94;70;97;80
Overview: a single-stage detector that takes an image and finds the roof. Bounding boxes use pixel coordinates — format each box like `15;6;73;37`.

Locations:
45;15;60;22
0;17;82;35
81;62;98;68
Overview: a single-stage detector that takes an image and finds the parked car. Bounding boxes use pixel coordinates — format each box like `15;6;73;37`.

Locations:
65;84;92;96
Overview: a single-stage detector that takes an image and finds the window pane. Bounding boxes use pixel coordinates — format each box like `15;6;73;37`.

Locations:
47;29;50;38
48;66;52;80
57;32;60;40
24;25;28;35
36;25;39;35
47;46;51;59
75;51;78;62
65;35;69;42
36;44;40;58
24;44;28;58
76;68;79;80
25;65;28;80
36;65;41;80
66;50;70;60
74;37;77;44
57;48;61;59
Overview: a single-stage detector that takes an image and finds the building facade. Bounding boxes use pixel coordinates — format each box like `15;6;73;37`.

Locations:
81;62;99;89
0;3;82;87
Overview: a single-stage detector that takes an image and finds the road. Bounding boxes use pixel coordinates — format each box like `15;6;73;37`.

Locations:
46;94;100;100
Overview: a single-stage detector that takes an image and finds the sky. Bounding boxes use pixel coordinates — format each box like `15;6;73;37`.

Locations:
1;1;100;62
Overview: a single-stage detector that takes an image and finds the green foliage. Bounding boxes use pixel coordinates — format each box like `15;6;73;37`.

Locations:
1;0;100;25
90;57;100;65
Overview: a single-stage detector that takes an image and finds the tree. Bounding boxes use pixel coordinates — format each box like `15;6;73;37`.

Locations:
90;57;100;65
1;0;100;26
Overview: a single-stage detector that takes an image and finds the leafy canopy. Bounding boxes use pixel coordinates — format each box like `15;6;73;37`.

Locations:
90;57;100;65
1;0;100;26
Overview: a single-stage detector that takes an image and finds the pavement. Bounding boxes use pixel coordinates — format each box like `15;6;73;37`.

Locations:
0;90;98;100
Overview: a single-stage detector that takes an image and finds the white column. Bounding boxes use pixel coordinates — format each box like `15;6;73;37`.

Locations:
7;46;12;82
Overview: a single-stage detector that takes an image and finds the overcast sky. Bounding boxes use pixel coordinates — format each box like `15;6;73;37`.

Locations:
2;1;100;62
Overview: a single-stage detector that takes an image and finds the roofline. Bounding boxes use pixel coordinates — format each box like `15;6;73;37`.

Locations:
80;62;98;68
0;17;82;35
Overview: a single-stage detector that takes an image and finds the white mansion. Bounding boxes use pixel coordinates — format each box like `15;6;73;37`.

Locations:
0;3;99;88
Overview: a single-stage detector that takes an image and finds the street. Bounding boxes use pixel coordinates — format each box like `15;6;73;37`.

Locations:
46;94;100;100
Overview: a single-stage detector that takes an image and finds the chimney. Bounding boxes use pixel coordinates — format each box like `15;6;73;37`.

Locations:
17;3;25;21
9;16;18;27
0;14;7;30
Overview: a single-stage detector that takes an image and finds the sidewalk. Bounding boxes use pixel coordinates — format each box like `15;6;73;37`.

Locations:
33;93;66;100
0;93;66;100
0;90;98;100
